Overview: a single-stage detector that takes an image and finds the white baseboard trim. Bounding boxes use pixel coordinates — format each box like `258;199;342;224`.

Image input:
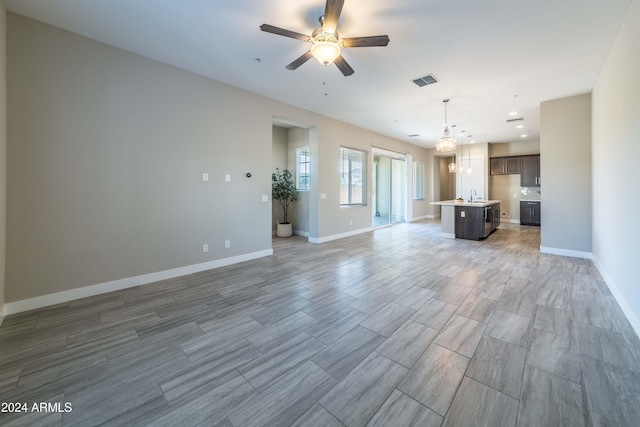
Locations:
0;304;5;327
592;258;640;339
4;249;273;316
293;229;309;237
440;232;456;239
540;246;594;259
411;215;437;222
309;227;374;244
509;219;521;224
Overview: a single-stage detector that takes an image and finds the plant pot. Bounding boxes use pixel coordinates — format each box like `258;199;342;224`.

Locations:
276;223;293;238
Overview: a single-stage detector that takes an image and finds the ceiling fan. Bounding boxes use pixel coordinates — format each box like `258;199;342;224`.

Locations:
260;0;390;76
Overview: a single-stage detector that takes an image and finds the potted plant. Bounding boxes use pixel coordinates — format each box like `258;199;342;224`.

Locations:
272;168;298;237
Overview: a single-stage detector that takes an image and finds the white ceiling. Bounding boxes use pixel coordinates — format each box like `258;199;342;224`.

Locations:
3;0;632;148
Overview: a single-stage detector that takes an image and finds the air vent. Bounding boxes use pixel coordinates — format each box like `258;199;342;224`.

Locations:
412;74;438;87
506;117;524;123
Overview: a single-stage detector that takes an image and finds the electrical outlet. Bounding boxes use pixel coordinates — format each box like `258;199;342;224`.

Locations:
202;173;209;181
202;244;208;253
224;240;231;249
225;174;231;182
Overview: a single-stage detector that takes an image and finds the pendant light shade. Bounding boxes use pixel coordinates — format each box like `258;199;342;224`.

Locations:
436;99;456;152
448;124;458;173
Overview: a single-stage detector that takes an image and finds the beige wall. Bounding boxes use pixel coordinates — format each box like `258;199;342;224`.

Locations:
6;14;431;303
0;5;6;319
438;158;455;201
540;93;592;253
489;140;540;157
592;0;640;333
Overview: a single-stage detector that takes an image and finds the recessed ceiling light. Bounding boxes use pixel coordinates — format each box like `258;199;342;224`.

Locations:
520;134;527;138
516;125;524;129
470;140;476;144
509;111;519;116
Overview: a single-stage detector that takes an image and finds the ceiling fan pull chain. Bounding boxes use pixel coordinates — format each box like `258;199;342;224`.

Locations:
323;66;329;96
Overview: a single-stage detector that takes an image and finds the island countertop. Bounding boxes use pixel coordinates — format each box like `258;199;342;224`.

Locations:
430;199;501;207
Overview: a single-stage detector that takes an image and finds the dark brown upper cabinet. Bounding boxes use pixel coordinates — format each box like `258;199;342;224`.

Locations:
520;155;540;186
490;156;521;175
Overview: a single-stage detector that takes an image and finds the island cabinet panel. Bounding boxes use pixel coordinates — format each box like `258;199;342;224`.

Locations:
455;206;484;240
520;155;540;186
520;201;541;226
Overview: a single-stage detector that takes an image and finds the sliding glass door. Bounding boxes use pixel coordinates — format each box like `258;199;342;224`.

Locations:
372;150;406;227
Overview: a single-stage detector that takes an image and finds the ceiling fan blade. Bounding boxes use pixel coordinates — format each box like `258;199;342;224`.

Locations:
260;24;310;42
322;0;344;34
341;35;390;48
334;55;354;76
286;51;314;70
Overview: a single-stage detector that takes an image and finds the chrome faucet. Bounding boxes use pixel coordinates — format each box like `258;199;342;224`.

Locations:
469;188;477;202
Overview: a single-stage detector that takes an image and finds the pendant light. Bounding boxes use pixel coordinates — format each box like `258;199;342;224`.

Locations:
448;125;458;173
436;99;456;152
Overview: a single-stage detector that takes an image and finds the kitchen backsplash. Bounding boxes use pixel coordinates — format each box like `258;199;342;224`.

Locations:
521;186;541;201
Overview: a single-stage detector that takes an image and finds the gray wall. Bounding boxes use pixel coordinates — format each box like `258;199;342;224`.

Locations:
0;6;6;318
7;14;276;302
592;0;640;332
6;13;432;303
540;93;592;253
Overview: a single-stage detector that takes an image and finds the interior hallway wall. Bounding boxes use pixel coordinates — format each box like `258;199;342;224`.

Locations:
271;126;288;232
540;93;592;255
592;0;640;335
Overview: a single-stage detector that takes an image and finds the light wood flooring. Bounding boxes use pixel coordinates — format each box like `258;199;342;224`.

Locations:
1;220;639;426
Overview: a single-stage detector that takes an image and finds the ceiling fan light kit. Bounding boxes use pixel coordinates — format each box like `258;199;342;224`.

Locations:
310;31;341;65
260;0;389;76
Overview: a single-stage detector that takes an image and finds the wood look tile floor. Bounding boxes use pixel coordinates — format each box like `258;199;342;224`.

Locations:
1;221;640;426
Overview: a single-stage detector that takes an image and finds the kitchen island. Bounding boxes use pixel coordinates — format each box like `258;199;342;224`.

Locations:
431;200;501;240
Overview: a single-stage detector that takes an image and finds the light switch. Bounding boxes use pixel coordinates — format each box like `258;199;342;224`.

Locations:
202;173;209;182
262;195;268;202
461;211;466;217
225;174;231;182
320;193;327;199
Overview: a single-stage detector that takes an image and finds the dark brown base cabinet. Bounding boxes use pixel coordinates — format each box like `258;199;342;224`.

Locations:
520;201;541;226
455;204;500;240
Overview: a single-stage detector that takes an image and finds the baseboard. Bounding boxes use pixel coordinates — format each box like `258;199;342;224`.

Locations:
592;258;640;339
293;229;309;237
4;249;273;316
411;215;435;222
540;246;594;259
509;219;520;224
309;227;374;244
440;232;455;239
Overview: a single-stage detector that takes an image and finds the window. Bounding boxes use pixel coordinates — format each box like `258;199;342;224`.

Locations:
297;148;310;190
413;161;425;200
340;147;367;205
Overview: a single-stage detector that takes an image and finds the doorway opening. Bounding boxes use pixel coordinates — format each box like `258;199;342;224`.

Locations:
372;148;407;227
